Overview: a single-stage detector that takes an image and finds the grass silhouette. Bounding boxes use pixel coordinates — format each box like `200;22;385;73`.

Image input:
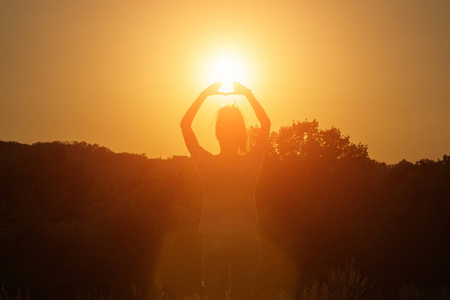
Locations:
6;262;447;300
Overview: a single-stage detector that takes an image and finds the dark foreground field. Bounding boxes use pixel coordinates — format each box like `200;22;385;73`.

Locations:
1;121;449;299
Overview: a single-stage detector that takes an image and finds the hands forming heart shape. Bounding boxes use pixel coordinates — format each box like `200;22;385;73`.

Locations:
203;81;251;97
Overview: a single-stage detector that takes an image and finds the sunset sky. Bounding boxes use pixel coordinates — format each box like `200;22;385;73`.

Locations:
1;0;449;164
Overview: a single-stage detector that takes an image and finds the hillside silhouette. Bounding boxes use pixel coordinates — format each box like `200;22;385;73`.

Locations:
1;120;449;299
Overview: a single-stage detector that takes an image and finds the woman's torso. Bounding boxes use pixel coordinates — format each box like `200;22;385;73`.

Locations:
194;152;263;233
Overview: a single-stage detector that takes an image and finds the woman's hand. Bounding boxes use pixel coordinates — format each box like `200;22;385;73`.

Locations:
228;82;252;96
201;82;225;97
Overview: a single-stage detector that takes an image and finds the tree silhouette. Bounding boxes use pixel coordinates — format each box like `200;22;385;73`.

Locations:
250;119;368;161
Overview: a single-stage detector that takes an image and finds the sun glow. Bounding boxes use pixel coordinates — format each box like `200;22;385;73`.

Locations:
204;52;250;94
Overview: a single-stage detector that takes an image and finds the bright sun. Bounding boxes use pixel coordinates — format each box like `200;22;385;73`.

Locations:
205;52;249;94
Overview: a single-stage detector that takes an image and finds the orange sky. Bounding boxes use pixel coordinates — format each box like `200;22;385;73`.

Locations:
1;0;449;164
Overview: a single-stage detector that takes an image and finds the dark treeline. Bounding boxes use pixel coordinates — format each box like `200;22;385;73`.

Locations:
1;120;449;299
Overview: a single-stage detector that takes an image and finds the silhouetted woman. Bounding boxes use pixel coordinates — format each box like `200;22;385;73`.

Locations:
180;82;271;300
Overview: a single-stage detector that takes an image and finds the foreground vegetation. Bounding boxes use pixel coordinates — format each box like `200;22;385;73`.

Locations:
1;120;449;299
2;262;449;300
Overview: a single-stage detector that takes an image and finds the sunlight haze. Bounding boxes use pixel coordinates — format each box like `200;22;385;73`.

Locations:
1;0;449;163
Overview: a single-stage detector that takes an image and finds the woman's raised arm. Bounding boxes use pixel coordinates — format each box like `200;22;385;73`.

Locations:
180;82;223;157
232;82;271;152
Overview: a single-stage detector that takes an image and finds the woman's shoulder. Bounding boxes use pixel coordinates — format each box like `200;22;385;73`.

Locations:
191;151;214;169
194;151;214;162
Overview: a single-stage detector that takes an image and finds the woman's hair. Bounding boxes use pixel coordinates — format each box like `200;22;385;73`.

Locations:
215;105;248;155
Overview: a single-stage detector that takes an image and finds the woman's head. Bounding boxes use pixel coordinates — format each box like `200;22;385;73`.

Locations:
215;105;248;155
